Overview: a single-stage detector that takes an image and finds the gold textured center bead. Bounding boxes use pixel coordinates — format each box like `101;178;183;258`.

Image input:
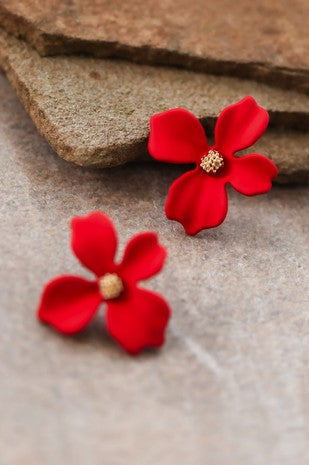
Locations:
200;150;224;174
99;273;124;300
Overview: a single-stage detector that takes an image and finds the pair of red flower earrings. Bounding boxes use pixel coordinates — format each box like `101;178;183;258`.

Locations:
38;97;278;354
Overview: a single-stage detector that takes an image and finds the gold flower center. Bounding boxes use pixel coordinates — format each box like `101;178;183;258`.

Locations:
200;150;224;174
99;273;124;300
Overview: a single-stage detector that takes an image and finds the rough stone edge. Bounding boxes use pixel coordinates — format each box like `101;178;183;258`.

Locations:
0;48;147;167
0;32;308;184
0;56;307;184
0;3;308;95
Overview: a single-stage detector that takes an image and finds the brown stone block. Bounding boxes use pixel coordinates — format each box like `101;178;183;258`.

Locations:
0;27;308;183
0;0;308;92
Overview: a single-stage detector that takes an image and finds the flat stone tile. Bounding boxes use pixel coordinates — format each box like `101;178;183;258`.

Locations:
0;70;308;465
0;28;308;183
0;0;308;92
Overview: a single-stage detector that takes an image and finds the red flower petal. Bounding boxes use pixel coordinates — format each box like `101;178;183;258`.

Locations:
71;211;117;277
228;154;278;196
106;287;170;354
165;168;228;234
148;108;209;163
37;276;101;334
119;232;167;283
214;96;269;156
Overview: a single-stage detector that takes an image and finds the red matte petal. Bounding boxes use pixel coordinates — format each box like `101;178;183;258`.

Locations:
214;96;269;156
119;232;167;283
229;154;278;196
71;211;117;277
37;276;102;334
148;108;209;163
165;168;228;234
106;287;170;355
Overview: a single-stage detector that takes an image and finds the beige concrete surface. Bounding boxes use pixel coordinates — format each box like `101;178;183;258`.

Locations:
0;72;308;465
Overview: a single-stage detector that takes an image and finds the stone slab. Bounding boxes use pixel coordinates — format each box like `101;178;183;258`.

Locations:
0;28;308;183
240;130;309;184
0;0;308;92
0;71;308;465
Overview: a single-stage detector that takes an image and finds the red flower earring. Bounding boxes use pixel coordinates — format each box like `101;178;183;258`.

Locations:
37;212;170;355
148;96;278;235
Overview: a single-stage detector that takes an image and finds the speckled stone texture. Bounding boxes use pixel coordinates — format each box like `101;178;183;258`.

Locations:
0;0;308;92
0;67;308;465
0;28;308;183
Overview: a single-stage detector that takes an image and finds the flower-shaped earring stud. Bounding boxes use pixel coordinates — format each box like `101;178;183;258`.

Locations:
148;96;278;235
37;211;170;354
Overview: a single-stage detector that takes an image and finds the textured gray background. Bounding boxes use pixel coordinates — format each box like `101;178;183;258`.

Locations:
0;71;308;465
